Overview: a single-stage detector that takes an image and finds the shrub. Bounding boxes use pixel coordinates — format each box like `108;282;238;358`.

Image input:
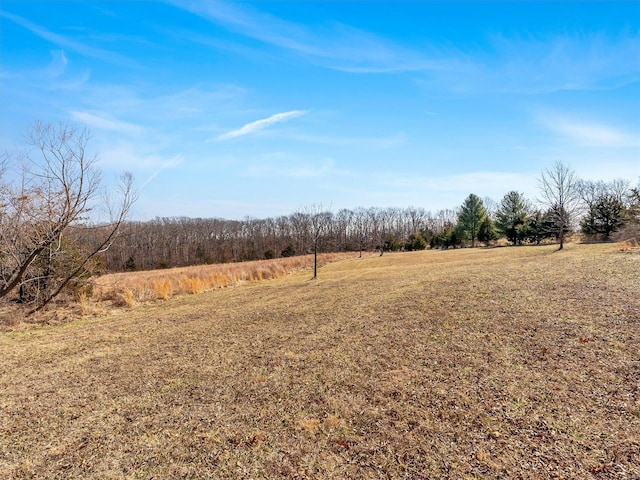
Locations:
383;235;403;252
405;233;427;251
124;256;137;271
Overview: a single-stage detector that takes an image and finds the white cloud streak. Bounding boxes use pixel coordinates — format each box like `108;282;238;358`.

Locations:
283;132;406;149
482;32;640;93
242;157;337;179
169;1;639;93
140;154;184;189
97;143;183;172
215;110;309;141
537;113;640;148
70;110;144;135
0;11;135;67
167;1;461;74
44;50;68;77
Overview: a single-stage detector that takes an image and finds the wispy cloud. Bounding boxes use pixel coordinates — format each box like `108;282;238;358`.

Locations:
215;110;309;141
484;32;640;93
44;50;68;77
415;32;640;95
61;83;246;146
167;1;459;74
169;2;640;92
382;171;535;194
319;169;539;211
70;110;144;135
537;113;640;147
0;48;90;89
0;11;135;67
285;132;406;149
140;154;184;189
154;85;247;120
97;142;183;172
242;156;338;179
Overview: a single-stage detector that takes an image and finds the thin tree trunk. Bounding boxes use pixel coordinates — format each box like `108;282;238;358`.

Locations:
313;242;318;279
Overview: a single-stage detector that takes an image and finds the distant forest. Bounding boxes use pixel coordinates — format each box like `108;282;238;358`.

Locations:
102;176;639;272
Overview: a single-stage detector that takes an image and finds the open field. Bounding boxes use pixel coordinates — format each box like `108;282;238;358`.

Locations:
1;243;639;478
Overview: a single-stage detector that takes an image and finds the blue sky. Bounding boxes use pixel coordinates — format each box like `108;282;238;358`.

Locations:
1;1;639;220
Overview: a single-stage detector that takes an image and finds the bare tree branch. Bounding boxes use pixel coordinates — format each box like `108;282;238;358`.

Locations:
537;161;581;250
0;121;136;311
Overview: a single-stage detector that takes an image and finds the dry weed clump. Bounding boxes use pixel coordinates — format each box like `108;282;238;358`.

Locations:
207;272;229;288
75;292;92;316
116;288;135;308
152;279;172;300
178;276;205;295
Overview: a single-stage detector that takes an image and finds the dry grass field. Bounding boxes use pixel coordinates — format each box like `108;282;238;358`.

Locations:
91;253;355;311
1;243;639;479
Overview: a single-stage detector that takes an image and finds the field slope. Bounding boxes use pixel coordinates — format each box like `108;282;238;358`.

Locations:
1;244;639;478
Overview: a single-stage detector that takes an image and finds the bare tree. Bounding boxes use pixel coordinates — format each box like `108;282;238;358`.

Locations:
299;204;332;279
352;207;370;257
482;196;499;221
405;206;427;236
0;121;135;313
538;161;581;250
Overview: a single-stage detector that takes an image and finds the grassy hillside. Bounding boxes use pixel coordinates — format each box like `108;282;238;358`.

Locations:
1;244;639;478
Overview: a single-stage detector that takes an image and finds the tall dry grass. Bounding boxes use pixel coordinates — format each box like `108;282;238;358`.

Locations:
93;253;354;309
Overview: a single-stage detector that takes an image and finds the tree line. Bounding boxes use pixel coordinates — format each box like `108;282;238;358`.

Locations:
98;206;459;271
104;161;638;272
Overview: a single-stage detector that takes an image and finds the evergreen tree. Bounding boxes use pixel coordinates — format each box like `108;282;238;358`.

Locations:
527;210;557;245
456;194;488;247
478;216;498;243
495;191;531;245
581;194;625;239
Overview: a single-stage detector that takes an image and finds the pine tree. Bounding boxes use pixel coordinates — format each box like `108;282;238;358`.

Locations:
495;191;531;245
456;194;488;247
581;194;625;239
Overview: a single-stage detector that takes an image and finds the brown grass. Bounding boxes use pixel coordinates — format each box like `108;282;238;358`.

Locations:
152;279;172;300
1;243;639;478
92;253;353;309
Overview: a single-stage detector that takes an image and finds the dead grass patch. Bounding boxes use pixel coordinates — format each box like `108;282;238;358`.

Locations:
1;244;639;478
616;239;639;252
152;278;172;300
88;252;354;312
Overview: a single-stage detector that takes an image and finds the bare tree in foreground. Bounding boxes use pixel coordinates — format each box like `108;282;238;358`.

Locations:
538;161;581;250
0;121;136;314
